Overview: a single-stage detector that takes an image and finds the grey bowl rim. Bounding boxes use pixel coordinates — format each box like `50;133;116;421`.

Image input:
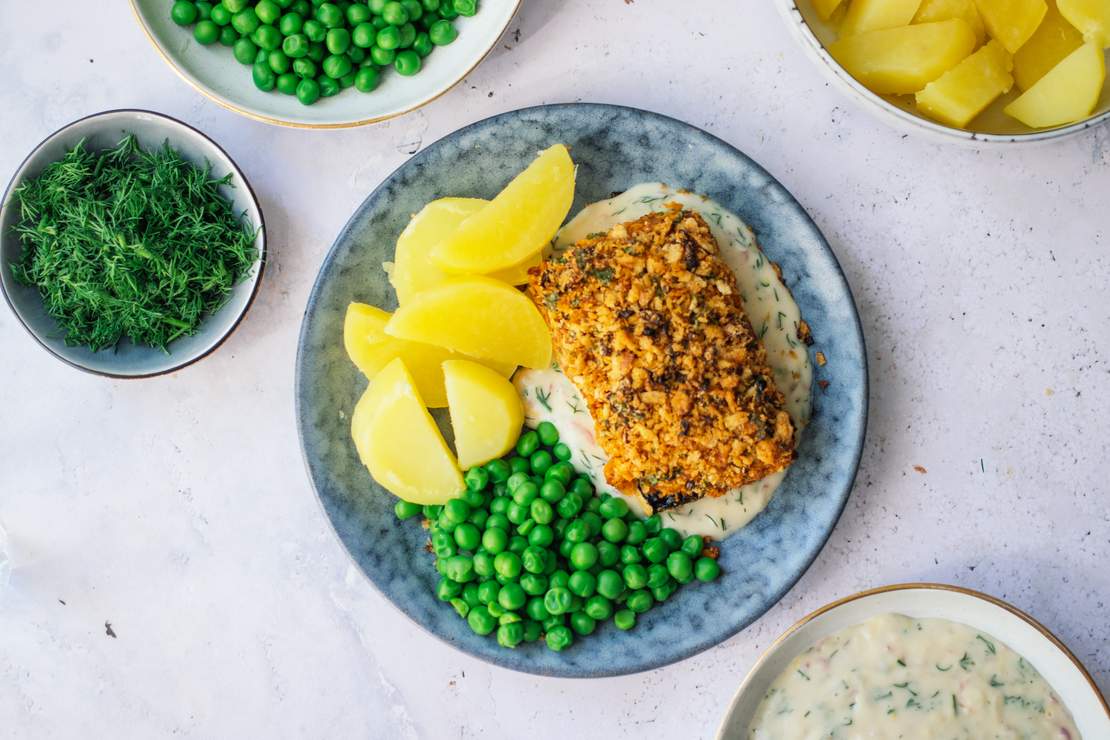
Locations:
0;108;267;379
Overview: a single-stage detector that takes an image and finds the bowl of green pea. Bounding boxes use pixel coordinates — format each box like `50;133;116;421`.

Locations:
130;0;521;128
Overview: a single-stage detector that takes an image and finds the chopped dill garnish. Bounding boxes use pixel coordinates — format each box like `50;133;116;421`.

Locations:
990;675;1005;688
534;386;553;412
896;659;906;667
10;134;258;352
936;663;952;672
977;635;997;654
797;669;810;681
959;652;975;671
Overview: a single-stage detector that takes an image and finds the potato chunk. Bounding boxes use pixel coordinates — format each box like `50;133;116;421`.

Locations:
1057;0;1110;46
916;41;1014;126
344;302;514;407
1004;41;1106;125
1014;0;1086;88
351;358;463;505
443;360;524;469
913;0;987;44
814;0;847;20
430;144;575;274
390;197;485;304
841;0;924;35
385;276;552;369
829;20;977;94
973;0;1048;53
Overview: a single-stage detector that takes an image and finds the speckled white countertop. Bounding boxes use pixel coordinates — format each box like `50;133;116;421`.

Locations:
1;1;1107;738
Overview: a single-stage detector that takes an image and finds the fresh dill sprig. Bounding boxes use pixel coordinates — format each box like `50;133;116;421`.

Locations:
10;134;259;352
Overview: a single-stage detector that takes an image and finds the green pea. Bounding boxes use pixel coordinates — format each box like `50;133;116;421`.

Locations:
431;530;454;558
253;24;283;50
382;1;408;24
435;576;461;601
439;499;466;524
613;609;636;631
620;544;642;564
497;622;524;649
552;442;573;462
324;26;351;54
253;0;279;24
473;551;495;578
506;472;529;493
347;3;371;24
681;535;704;559
290;0;310;12
477;579;499;605
171;1;199;25
482;527;507;554
507;501;529;525
215;22;237;41
462;488;485;508
644;514;662;535
695;556;721;582
523;620;542;643
549;570;570;589
467;606;495;635
516;430;539;457
422;0;441;10
521;546;546;574
486;601;504;618
646;563;670;589
454;523;480;551
339;69;357;88
526;597;550;622
520;572;547;596
428;18;457;45
464;466;488;491
322;53;352;78
449;597;468;618
412;31;433;56
368;0;389;12
642;537;668;564
545;462;574;485
307;41;326;61
508;456;530;475
665;551;694;584
423;504;443;519
580;511;602;538
279;11;304;34
512;481;539;505
556;492;583;519
568;570;596;598
494;551;521;579
569;611;596;636
488;497;509;516
535;421;559;446
563;519;589;544
517;519;535;538
401;0;424;20
597;540;620;567
625;520;647;545
444;555;474;583
452;0;477;16
652;580;678;603
303;18;326;41
529;449;553;475
508;535;527;554
194;20;221;44
497;582;526;611
484;458;511;483
569;542;598;571
543;587;573;615
660;528;683;551
585;497;602;514
397;22;417;48
394;499;423;520
584;595;612;621
485;513;510;531
626;589;654;614
315;1;343;27
210;4;232;25
462;582;481;607
224;0;250;12
252;61;276;90
623;563;648;590
570;476;594;497
558;539;574;558
539;480;566;504
232;8;260;34
599;497;630;520
601;517;628;543
545;625;573;652
527;498;553;524
436;512;456;533
268;49;291;74
195;1;213;20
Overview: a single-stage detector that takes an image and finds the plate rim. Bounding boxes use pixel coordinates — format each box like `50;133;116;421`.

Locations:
0;107;267;379
294;102;870;676
714;582;1110;739
128;0;523;130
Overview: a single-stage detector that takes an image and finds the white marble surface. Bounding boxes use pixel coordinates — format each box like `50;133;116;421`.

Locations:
1;1;1107;738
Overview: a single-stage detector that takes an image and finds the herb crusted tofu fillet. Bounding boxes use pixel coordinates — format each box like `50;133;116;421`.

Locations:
527;206;796;513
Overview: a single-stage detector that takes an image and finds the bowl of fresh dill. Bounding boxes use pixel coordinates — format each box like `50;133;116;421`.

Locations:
1;109;265;378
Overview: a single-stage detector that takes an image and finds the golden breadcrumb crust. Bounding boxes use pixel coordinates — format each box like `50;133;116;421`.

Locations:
528;207;796;512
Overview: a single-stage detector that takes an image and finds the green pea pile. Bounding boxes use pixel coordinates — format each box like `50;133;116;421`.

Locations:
169;0;478;106
394;422;723;651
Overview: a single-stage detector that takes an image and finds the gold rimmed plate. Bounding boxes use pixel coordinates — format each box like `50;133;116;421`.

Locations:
130;0;521;129
716;583;1109;738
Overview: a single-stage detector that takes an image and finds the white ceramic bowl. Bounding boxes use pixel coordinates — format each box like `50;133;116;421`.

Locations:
130;0;521;129
716;583;1110;739
775;1;1110;144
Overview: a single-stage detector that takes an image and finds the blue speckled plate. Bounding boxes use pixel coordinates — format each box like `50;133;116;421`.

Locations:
295;104;868;677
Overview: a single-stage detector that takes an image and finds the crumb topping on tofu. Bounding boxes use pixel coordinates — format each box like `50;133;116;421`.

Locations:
528;206;796;512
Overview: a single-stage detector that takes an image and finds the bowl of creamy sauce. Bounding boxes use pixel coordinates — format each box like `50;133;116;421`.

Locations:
516;183;814;540
717;584;1109;740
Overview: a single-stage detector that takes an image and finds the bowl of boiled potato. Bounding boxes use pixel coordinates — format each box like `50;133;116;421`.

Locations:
777;0;1110;142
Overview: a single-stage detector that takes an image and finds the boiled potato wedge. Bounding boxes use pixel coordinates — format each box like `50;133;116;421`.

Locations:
841;0;924;36
344;303;514;407
1057;0;1110;46
1014;0;1086;88
913;0;988;45
390;197;486;304
430;144;575;274
443;359;524;469
829;20;977;94
814;0;847;19
1004;41;1106;125
916;41;1014;126
351;358;463;505
385;277;552;369
974;0;1048;53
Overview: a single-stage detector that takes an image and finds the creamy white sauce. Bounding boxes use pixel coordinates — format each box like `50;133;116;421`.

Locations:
748;613;1082;740
514;183;813;539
